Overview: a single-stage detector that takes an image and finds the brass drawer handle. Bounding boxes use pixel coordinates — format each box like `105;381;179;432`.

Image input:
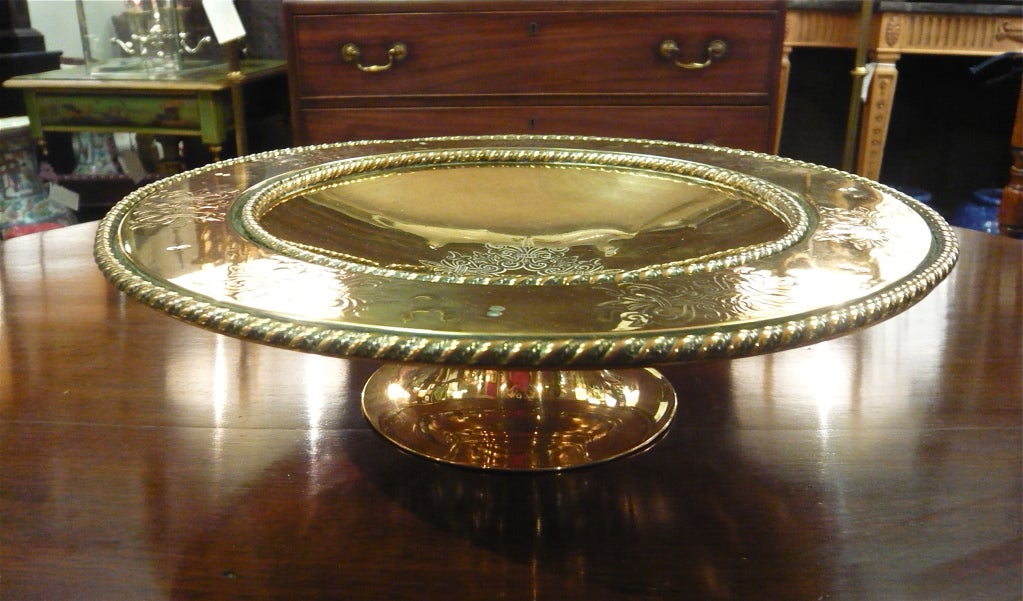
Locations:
659;39;727;70
341;42;408;73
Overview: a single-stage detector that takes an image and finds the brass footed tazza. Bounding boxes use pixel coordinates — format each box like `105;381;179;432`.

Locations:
95;136;958;470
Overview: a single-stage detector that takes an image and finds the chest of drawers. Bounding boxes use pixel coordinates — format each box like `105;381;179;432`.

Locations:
283;0;784;151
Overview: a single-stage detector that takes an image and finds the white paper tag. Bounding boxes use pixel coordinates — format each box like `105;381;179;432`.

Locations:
118;149;148;183
113;132;147;183
113;132;135;154
861;63;877;102
48;183;79;212
202;0;246;44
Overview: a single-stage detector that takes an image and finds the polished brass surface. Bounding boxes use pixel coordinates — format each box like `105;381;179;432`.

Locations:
95;135;957;368
362;366;675;470
94;135;957;469
341;42;408;73
243;147;809;285
659;39;728;70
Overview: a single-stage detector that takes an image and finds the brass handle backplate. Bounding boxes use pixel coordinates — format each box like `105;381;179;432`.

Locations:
659;39;727;70
342;42;408;73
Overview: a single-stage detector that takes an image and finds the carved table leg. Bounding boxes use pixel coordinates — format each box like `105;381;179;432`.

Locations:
856;50;900;181
999;83;1023;238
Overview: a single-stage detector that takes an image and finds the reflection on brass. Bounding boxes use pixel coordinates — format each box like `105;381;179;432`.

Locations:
341;42;408;73
659;39;727;70
241;147;809;285
362;365;676;470
96;135;958;368
94;135;958;469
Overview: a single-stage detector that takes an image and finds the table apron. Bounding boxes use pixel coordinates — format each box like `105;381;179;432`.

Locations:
27;90;233;145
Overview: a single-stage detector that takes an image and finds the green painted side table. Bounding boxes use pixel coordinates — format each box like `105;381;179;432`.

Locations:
2;59;286;161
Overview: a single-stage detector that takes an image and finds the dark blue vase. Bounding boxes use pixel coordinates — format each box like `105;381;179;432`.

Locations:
952;188;1001;234
889;185;933;206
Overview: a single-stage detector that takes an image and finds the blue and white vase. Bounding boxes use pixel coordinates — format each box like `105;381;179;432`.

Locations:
1;116;76;239
72;132;121;175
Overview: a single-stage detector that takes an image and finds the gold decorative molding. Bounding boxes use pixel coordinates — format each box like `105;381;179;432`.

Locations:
786;9;1023;55
784;10;861;47
884;15;902;47
876;12;1023;55
997;21;1023;43
782;7;1023;180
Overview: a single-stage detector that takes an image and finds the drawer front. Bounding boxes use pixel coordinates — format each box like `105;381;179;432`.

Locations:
34;93;206;130
289;10;780;99
295;106;773;152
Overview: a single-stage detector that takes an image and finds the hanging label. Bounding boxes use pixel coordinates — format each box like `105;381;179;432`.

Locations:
202;0;246;44
48;183;80;212
861;63;877;102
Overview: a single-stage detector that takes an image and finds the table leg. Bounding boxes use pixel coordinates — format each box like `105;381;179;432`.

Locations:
228;76;248;157
856;50;900;181
999;83;1023;237
774;44;793;154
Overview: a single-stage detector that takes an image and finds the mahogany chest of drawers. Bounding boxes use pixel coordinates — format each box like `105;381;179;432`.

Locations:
283;0;784;151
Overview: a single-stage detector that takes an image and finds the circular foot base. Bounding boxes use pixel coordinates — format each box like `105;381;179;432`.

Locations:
362;365;677;471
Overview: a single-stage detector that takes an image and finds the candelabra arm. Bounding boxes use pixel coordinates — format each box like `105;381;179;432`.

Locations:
111;37;136;54
180;35;213;55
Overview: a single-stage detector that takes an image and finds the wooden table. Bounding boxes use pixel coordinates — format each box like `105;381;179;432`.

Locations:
2;60;286;160
2;221;1020;600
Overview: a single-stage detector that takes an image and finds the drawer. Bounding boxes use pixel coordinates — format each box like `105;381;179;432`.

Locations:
295;106;773;152
32;92;223;133
288;10;780;99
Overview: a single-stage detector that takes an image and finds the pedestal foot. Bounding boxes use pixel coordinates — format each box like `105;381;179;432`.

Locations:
362;365;677;471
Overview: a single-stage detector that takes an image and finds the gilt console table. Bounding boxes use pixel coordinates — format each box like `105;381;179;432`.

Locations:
780;1;1023;181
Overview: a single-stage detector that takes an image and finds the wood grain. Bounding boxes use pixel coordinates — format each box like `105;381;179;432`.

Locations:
283;0;784;151
1;222;1020;600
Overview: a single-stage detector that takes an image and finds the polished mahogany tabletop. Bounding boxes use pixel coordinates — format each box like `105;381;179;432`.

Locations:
2;221;1020;600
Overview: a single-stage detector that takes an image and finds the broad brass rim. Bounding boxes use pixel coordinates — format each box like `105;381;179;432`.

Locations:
94;135;959;368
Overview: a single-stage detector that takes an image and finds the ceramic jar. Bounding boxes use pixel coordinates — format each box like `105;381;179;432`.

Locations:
0;116;76;239
72;132;121;175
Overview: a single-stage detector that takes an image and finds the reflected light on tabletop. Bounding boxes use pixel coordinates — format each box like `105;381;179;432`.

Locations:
169;361;834;601
6;134;1005;600
1;199;1018;600
159;328;360;501
727;268;1019;600
304;354;353;494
